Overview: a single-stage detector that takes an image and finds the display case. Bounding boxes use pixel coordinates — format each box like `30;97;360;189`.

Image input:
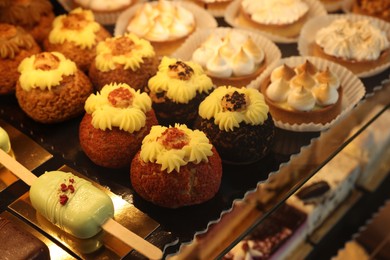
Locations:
0;1;389;259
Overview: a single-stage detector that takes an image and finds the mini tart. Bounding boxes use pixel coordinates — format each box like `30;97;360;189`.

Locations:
352;0;390;23
191;0;233;14
15;51;93;124
79;82;158;169
194;86;275;164
146;56;214;127
88;33;158;92
237;0;309;38
73;0;137;13
130;124;222;208
0;23;41;95
260;61;343;125
43;8;111;72
126;0;196;56
0;0;54;44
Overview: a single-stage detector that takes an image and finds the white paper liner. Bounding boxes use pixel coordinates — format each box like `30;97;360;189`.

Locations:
114;1;218;37
171;27;282;86
176;0;233;17
57;0;147;25
247;56;366;132
224;0;327;44
298;14;390;78
320;0;344;12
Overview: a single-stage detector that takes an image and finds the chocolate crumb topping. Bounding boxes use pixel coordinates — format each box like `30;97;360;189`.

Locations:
108;87;133;108
221;91;248;112
296;180;330;203
158;128;189;150
168;61;194;81
33;52;60;70
109;36;136;56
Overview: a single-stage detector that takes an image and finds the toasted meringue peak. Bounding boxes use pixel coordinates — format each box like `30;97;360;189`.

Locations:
243;36;264;63
270;63;296;82
219;41;236;59
312;83;339;106
287;85;315;111
290;70;316;89
315;67;340;89
232;46;255;76
266;77;290;102
295;60;317;75
206;50;232;78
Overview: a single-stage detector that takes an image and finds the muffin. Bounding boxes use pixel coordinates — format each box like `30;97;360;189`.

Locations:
310;17;390;75
88;33;159;92
125;0;196;56
130;124;222;208
237;0;310;38
259;60;343;125
352;0;390;23
15;51;94;124
0;0;54;45
146;56;214;127
194;86;275;164
191;30;267;87
0;23;41;95
43;8;111;72
79;82;158;169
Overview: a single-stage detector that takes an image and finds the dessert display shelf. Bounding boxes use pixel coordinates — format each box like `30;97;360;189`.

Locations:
0;1;389;259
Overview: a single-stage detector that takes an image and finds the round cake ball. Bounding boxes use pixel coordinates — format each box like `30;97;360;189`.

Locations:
146;56;214;127
43;8;111;72
15;51;93;124
131;124;222;208
88;33;158;92
0;23;41;95
79;82;158;169
194;86;275;164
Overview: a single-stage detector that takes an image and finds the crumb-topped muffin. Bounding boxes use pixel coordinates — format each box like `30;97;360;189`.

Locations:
260;60;343;125
0;0;54;45
0;23;41;95
125;0;196;56
146;56;214;127
237;0;309;38
311;17;390;75
130;124;222;208
352;0;390;23
43;8;111;72
89;33;158;92
79;82;158;169
15;51;93;123
194;86;274;164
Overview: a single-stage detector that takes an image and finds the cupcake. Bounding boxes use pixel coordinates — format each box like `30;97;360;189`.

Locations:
0;23;41;95
43;8;111;72
309;17;390;75
146;56;214;127
15;51;94;124
352;0;390;23
79;82;158;169
194;86;275;164
130;124;222;208
191;30;268;87
259;60;343;125
0;0;55;45
88;33;159;92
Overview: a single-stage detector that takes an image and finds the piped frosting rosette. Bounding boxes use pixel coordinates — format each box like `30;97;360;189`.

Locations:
139;124;214;173
84;82;152;133
249;56;366;132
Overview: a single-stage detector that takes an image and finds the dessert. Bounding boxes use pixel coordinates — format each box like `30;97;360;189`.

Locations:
0;23;41;95
0;216;50;259
0;127;11;155
30;170;115;239
352;0;390;23
146;56;214;127
260;60;343;125
73;0;136;13
319;0;344;12
311;17;390;75
191;30;267;87
125;0;196;56
43;8;111;72
130;124;222;208
0;0;55;45
15;51;94;124
237;0;310;38
79;82;158;169
194;86;275;164
88;33;158;92
191;0;233;16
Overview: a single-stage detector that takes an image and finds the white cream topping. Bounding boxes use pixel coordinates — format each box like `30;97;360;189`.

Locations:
287;86;315;111
126;0;195;42
74;0;132;11
241;0;309;25
191;31;265;78
315;18;390;61
0;127;11;154
312;83;339;106
266;78;290;102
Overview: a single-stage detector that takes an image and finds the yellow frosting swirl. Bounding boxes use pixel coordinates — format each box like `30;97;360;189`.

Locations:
148;56;214;104
199;86;269;132
48;8;100;49
18;52;77;91
84;83;152;133
94;33;155;72
140;124;213;173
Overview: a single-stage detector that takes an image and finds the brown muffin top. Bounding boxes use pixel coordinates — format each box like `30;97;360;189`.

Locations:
0;23;36;59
